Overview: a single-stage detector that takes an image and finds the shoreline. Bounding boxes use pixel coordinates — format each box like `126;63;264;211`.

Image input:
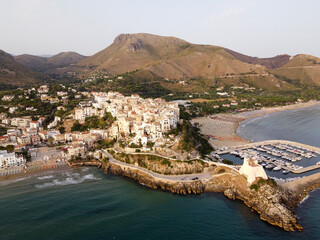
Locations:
192;100;320;149
0;165;70;183
69;158;303;232
1;101;319;232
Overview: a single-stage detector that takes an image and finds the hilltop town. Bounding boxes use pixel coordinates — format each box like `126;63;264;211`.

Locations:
0;84;207;176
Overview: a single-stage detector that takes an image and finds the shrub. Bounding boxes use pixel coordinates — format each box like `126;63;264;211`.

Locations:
135;149;141;153
250;184;259;191
161;159;171;166
222;159;233;165
266;178;277;186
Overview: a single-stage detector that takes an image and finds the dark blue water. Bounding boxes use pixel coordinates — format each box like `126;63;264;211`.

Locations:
0;167;319;240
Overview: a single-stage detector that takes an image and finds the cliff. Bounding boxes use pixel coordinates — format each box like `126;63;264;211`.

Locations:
101;160;302;231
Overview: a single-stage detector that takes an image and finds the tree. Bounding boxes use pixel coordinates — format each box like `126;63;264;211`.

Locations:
5;145;14;152
71;121;83;132
59;126;66;133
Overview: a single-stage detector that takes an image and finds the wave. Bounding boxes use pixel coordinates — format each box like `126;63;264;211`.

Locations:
62;171;80;177
299;195;310;205
270;176;302;184
37;175;54;180
0;176;31;186
35;174;101;189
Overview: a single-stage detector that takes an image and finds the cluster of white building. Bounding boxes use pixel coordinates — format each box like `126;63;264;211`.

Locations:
0;117;47;148
74;92;180;144
0;150;25;168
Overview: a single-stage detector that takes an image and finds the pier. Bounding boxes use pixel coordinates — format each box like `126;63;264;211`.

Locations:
290;164;320;174
214;140;320;174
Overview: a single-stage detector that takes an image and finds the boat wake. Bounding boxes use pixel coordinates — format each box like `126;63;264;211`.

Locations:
35;174;101;189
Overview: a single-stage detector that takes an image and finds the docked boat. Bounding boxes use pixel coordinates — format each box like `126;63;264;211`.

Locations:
282;170;289;174
273;165;282;171
265;164;275;169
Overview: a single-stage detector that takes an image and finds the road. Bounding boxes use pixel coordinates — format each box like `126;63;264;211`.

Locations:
102;150;222;182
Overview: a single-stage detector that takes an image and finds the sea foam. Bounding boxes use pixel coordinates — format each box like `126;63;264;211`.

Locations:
37;175;54;180
35;174;101;189
0;176;31;185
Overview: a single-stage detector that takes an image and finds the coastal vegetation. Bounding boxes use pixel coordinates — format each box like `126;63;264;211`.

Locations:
250;178;277;191
176;121;213;157
222;159;233;165
110;151;209;175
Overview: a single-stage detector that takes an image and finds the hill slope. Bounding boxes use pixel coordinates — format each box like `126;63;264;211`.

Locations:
77;33;320;90
224;49;291;69
0;50;47;87
269;54;320;86
78;33;266;79
15;51;87;75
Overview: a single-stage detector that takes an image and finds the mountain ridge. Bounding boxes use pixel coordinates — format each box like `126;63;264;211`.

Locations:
2;33;320;89
0;49;48;87
14;51;87;74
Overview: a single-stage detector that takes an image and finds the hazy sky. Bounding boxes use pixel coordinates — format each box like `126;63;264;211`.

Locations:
1;0;319;57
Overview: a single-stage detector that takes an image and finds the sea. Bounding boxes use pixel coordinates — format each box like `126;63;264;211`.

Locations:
1;105;320;240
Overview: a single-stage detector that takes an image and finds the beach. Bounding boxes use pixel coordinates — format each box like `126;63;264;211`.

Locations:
0;161;69;182
191;100;320;149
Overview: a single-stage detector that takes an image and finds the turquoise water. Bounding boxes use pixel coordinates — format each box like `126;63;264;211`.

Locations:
1;106;320;239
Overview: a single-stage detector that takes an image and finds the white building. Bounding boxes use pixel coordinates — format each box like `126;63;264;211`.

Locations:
2;95;14;101
0;150;25;167
239;157;268;184
38;85;49;93
74;92;180;142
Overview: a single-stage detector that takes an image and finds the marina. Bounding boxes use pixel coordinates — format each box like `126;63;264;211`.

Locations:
213;140;320;179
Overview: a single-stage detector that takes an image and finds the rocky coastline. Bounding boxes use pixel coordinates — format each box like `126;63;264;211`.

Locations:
71;159;303;232
282;172;320;207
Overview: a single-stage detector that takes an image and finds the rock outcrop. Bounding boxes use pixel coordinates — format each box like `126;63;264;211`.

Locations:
282;172;320;207
101;160;302;231
69;158;303;232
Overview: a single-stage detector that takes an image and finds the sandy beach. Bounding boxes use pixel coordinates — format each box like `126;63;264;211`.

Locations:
191;100;320;149
0;164;70;183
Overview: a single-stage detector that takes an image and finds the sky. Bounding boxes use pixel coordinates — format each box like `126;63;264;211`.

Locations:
1;0;319;57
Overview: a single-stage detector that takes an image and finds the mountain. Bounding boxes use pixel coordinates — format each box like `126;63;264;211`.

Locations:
76;33;320;90
269;54;320;86
5;33;320;90
0;49;48;87
13;54;47;71
14;51;87;75
78;33;265;78
224;49;291;69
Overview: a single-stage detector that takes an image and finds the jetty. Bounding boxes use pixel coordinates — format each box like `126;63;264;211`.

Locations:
214;140;320;174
